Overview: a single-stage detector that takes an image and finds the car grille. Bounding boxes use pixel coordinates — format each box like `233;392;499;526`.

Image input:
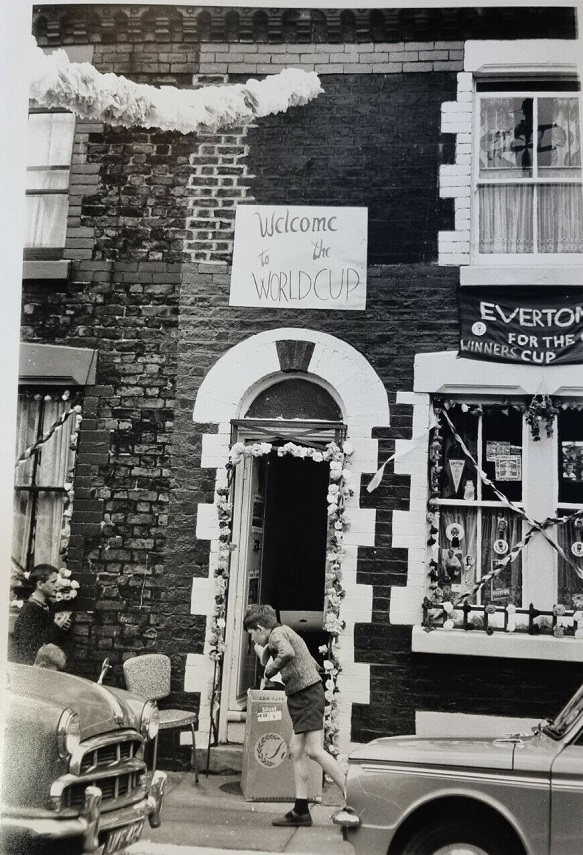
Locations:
79;739;141;773
64;771;141;808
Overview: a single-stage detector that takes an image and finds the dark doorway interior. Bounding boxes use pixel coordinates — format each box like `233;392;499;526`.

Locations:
260;451;329;657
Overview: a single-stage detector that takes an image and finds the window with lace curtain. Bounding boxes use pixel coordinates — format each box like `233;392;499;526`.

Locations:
476;81;583;258
12;390;77;574
25;111;75;258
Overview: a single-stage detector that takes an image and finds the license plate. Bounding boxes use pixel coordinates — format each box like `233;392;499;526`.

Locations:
103;820;145;854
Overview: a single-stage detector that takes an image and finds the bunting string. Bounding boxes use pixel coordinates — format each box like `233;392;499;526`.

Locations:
438;406;583;606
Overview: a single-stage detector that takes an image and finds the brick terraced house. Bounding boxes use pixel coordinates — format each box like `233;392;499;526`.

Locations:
12;3;583;763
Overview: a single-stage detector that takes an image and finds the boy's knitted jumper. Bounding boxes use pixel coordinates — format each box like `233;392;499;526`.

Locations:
265;623;321;697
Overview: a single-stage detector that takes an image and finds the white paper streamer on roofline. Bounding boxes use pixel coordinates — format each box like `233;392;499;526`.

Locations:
28;37;324;134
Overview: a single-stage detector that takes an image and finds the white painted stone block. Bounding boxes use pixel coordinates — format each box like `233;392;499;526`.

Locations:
196;502;219;540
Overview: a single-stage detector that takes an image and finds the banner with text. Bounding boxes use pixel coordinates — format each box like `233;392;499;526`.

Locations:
230;205;367;310
459;288;583;365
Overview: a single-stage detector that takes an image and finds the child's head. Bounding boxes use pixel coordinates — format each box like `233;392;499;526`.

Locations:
243;604;278;646
34;643;67;671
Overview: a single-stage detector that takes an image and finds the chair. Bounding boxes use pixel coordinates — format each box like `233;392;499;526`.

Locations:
123;653;199;783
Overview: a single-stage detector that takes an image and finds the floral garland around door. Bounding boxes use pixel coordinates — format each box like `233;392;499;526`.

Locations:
209;439;353;757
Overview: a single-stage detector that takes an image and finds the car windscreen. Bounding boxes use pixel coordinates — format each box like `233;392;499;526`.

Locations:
543;682;583;739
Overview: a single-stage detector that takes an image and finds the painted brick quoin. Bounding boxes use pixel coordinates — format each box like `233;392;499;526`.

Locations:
21;5;582;753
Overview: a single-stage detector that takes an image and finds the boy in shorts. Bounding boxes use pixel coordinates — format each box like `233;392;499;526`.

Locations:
243;604;346;827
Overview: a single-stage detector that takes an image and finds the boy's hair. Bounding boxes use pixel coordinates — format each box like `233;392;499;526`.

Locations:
34;643;67;671
30;564;58;589
243;604;279;631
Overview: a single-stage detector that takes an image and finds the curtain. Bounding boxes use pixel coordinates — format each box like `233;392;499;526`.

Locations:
438;508;478;600
479;184;533;254
557;515;583;606
480;509;522;607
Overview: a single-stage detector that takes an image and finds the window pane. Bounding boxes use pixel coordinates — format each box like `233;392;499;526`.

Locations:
36;400;73;488
12;491;34;570
538;97;581;172
437;409;478;500
558;410;583;505
34;492;66;567
479;185;533;253
480;97;534;177
480;508;522;607
438;507;478;601
27;112;75;167
557;510;583;606
14;395;42;487
481;409;523;503
539;185;583;253
24;194;68;248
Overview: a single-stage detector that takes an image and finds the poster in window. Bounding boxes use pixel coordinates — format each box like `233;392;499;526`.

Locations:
494;456;522;481
486;441;510;461
489;561;513;605
561;442;583;482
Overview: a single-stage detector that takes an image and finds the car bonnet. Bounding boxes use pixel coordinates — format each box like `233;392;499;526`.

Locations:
348;734;516;770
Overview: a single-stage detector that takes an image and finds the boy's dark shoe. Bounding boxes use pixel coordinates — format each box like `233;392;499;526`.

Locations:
272;809;313;827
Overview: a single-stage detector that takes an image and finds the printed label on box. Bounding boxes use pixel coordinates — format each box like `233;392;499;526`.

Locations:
257;710;282;722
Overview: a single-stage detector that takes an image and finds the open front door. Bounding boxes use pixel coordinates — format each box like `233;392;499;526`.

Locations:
220;442;331;740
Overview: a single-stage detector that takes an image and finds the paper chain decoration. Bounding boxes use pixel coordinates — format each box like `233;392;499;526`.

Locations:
15;401;82;468
29;36;323;134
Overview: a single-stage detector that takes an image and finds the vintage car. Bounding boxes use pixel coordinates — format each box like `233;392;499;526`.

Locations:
1;662;166;854
334;683;583;855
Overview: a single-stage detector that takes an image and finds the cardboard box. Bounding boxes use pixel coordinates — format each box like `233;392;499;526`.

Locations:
241;689;323;802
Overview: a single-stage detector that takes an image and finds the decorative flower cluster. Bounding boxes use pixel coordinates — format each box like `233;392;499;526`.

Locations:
210;439;353;756
436;395;577;442
207;487;234;663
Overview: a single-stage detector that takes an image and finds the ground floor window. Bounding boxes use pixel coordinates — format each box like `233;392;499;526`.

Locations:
427;398;583;618
11;388;80;600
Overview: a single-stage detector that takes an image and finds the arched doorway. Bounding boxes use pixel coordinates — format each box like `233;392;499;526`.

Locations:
222;377;345;725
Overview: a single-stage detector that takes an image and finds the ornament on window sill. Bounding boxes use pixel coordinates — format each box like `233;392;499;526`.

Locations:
463;479;475;501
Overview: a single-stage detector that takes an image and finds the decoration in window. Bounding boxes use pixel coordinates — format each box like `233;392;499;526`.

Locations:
425;401;583;637
208;440;353;758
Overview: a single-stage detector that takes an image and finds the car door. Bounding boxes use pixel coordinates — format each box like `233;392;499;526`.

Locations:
550;727;583;855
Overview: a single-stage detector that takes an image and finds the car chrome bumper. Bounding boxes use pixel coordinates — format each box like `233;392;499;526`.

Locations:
0;770;167;852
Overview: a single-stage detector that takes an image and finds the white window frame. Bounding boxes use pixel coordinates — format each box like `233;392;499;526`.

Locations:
472;84;582;266
400;351;583;660
25;109;75;258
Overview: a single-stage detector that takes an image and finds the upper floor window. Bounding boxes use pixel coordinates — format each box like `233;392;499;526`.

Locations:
25;111;75;258
476;81;583;259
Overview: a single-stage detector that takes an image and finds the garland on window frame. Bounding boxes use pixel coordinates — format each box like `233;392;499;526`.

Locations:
208;439;353;756
425;401;583;633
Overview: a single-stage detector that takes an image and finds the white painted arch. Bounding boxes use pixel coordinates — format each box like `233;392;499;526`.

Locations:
187;327;390;753
192;327;390;431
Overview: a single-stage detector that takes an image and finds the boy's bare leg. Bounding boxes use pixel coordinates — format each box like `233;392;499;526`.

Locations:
304;729;346;796
289;731;310;798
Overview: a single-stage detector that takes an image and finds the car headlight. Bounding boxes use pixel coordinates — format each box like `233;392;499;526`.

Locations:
57;709;81;760
140;700;160;741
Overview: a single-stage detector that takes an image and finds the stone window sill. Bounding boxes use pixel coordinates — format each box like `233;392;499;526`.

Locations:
460;264;583;287
23;260;70;280
412;624;583;662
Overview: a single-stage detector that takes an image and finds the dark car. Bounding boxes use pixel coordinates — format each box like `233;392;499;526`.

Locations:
1;663;166;854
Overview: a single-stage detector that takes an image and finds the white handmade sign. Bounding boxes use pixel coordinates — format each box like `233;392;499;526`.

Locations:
230;205;367;310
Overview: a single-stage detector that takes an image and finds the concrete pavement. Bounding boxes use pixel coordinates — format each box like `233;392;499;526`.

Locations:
128;771;353;855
